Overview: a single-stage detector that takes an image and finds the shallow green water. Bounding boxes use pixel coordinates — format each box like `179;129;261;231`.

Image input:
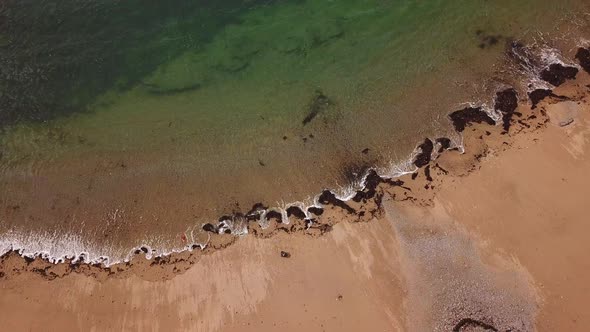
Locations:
0;0;589;261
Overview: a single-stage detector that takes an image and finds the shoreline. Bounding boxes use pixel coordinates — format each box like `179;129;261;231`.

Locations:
1;45;589;281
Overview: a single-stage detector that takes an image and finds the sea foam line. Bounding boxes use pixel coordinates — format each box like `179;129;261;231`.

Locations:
0;43;580;268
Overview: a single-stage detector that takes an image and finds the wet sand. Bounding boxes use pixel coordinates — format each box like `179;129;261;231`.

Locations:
1;55;590;331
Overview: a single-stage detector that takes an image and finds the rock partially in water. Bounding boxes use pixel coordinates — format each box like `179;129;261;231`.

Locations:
449;107;495;132
528;89;568;109
414;138;434;168
435;138;451;153
286;206;306;219
202;223;218;233
494;88;518;132
540;63;578;87
265;210;283;223
246;203;268;221
318;190;356;214
307;207;324;216
575;47;590;73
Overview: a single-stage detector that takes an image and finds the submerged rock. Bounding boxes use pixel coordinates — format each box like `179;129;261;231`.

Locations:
449;107;495;132
308;21;344;46
475;30;503;49
540;63;578;87
142;52;207;95
302;90;333;125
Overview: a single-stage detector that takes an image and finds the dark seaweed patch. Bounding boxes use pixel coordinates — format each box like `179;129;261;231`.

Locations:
575;47;590;73
413;138;434;168
449;107;495;132
302;90;333;125
540;63;578;87
475;30;503;49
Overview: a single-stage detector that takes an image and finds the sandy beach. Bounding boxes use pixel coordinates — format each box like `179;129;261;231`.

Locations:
0;48;589;331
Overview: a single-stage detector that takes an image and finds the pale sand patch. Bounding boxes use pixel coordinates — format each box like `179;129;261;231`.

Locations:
0;218;407;332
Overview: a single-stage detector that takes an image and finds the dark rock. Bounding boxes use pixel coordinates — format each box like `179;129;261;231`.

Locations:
449;107;495;132
307;207;324;216
202;223;217;233
318;190;356;214
424;165;433;182
435;137;451;153
286;206;306;219
361;148;370;154
413;138;434;168
528;89;569;109
559;118;574;127
265;210;283;223
494;88;518;132
280;251;291;258
529;89;554;109
352;170;383;202
23;256;35;264
540;63;578;87
246;203;268;221
452;318;498;332
576;47;590;73
218;215;232;223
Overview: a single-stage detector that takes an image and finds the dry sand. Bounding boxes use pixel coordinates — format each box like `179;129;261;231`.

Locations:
1;65;590;332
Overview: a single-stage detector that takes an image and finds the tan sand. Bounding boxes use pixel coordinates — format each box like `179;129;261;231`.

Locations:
1;66;590;331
